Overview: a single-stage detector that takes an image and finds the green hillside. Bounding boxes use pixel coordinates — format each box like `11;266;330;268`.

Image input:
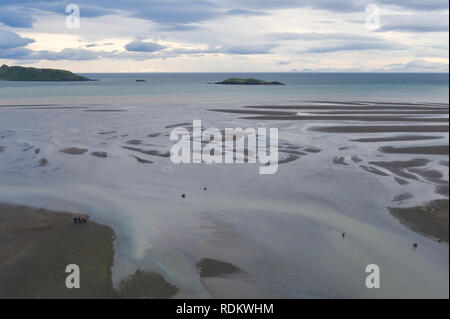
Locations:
0;64;91;81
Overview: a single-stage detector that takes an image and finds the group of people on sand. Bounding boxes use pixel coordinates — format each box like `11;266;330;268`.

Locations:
73;216;88;224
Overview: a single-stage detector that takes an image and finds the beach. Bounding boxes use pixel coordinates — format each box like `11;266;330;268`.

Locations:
0;203;116;298
0;73;448;298
0;204;178;298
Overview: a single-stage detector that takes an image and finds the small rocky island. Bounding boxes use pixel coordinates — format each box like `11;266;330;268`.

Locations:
214;78;285;85
0;64;92;81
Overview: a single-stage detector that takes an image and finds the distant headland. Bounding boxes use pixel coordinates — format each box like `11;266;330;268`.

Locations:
0;64;92;81
214;78;285;85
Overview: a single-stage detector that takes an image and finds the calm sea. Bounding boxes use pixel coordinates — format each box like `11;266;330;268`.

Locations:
0;73;448;104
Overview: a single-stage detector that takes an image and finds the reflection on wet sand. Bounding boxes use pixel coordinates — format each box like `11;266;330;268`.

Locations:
209;100;449;246
1;99;448;298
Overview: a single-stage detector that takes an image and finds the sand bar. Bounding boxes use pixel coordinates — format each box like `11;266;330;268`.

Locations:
0;204;177;298
309;125;449;133
389;200;449;243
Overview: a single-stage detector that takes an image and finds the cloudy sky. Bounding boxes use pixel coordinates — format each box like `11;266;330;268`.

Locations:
0;0;448;72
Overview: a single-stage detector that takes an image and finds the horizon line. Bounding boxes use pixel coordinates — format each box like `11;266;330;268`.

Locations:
76;71;450;74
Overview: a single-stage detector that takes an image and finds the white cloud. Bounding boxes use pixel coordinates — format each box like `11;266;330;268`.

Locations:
0;1;448;72
386;59;449;72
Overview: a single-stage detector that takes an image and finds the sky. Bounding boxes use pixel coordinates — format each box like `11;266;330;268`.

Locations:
0;0;448;73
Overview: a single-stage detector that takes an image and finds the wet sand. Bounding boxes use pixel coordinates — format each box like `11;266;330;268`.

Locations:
0;104;57;108
304;110;449;115
84;110;127;112
0;204;177;298
209;103;447;135
243;105;448;110
360;165;389;176
196;258;242;278
165;122;191;129
392;193;414;202
351;136;443;143
368;158;430;181
60;147;88;155
132;155;154;164
389;200;449;243
379;145;449;155
126;139;142;145
436;185;449;197
0;204;116;298
91;151;108;158
118;269;178;299
210;101;449;248
208;109;298;116
278;154;301;164
309;125;449;133
1;99;448;298
240;115;447;122
12;106;88;110
122;146;170;158
38;158;49;166
333;156;349;165
307;101;448;107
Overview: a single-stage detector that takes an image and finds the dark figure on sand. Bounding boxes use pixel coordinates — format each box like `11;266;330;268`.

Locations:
73;216;88;224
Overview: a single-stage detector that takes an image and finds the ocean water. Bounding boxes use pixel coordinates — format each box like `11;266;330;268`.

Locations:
0;73;448;104
0;73;449;298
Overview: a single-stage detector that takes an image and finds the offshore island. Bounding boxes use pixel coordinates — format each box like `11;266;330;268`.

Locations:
214;78;285;85
0;64;91;81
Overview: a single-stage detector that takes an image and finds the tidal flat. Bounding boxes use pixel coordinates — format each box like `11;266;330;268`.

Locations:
0;94;448;298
